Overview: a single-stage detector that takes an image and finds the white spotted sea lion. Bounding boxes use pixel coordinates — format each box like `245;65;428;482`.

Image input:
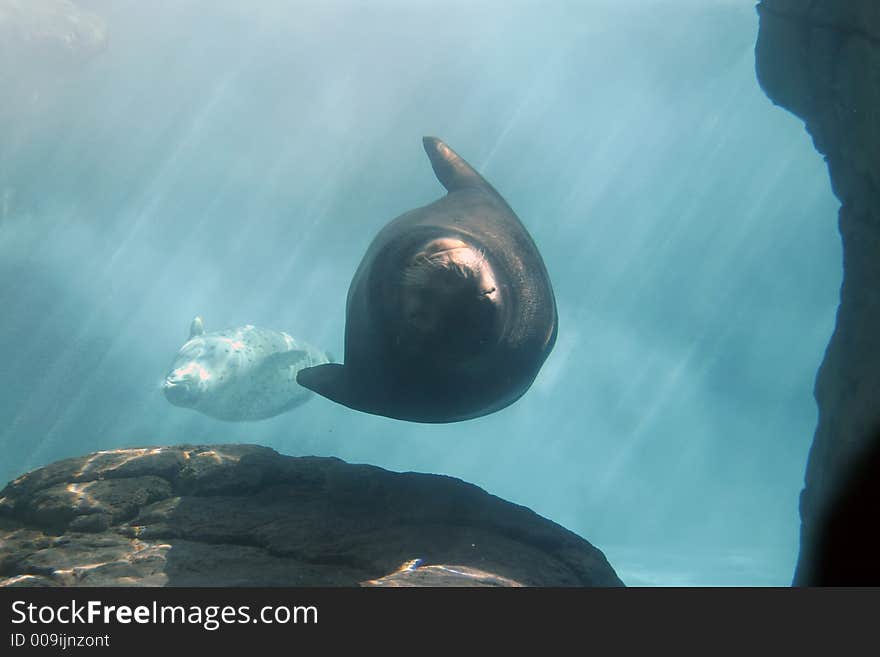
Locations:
163;316;330;421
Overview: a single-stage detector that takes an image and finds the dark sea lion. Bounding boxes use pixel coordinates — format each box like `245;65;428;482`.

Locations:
297;137;557;423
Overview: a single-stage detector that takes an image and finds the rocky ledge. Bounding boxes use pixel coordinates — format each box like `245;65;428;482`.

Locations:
0;444;622;587
755;1;880;584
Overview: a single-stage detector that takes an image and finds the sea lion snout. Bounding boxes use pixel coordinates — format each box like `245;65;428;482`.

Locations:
402;238;498;300
396;238;501;363
162;375;199;406
162;359;211;407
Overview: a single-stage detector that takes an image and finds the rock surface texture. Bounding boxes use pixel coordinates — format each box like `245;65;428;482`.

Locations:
756;0;880;584
0;445;622;587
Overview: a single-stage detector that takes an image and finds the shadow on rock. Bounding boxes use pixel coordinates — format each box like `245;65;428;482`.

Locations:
806;429;880;586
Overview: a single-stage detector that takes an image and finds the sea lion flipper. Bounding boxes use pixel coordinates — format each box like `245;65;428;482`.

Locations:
189;316;205;339
296;363;348;400
422;136;492;194
262;349;308;373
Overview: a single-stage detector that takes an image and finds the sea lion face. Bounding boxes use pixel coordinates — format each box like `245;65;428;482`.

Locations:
396;237;501;364
162;338;224;408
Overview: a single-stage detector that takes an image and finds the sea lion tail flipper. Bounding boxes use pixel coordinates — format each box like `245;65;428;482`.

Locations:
189;316;205;339
422;137;493;194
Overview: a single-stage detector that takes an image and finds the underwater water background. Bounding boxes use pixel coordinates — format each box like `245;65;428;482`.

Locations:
0;0;842;586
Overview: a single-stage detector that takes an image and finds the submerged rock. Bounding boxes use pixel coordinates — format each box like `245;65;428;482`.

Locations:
0;445;623;587
756;1;880;584
805;430;880;585
362;559;523;587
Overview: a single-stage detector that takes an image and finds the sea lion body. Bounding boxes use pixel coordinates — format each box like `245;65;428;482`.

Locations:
297;137;557;423
163;317;330;421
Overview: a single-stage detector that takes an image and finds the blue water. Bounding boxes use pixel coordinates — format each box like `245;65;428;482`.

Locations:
0;0;841;585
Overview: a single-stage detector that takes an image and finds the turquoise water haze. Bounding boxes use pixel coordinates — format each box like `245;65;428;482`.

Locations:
0;0;841;585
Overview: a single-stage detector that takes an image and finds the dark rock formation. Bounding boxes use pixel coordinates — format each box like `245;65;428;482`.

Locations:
805;429;880;585
755;1;880;584
0;444;622;587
